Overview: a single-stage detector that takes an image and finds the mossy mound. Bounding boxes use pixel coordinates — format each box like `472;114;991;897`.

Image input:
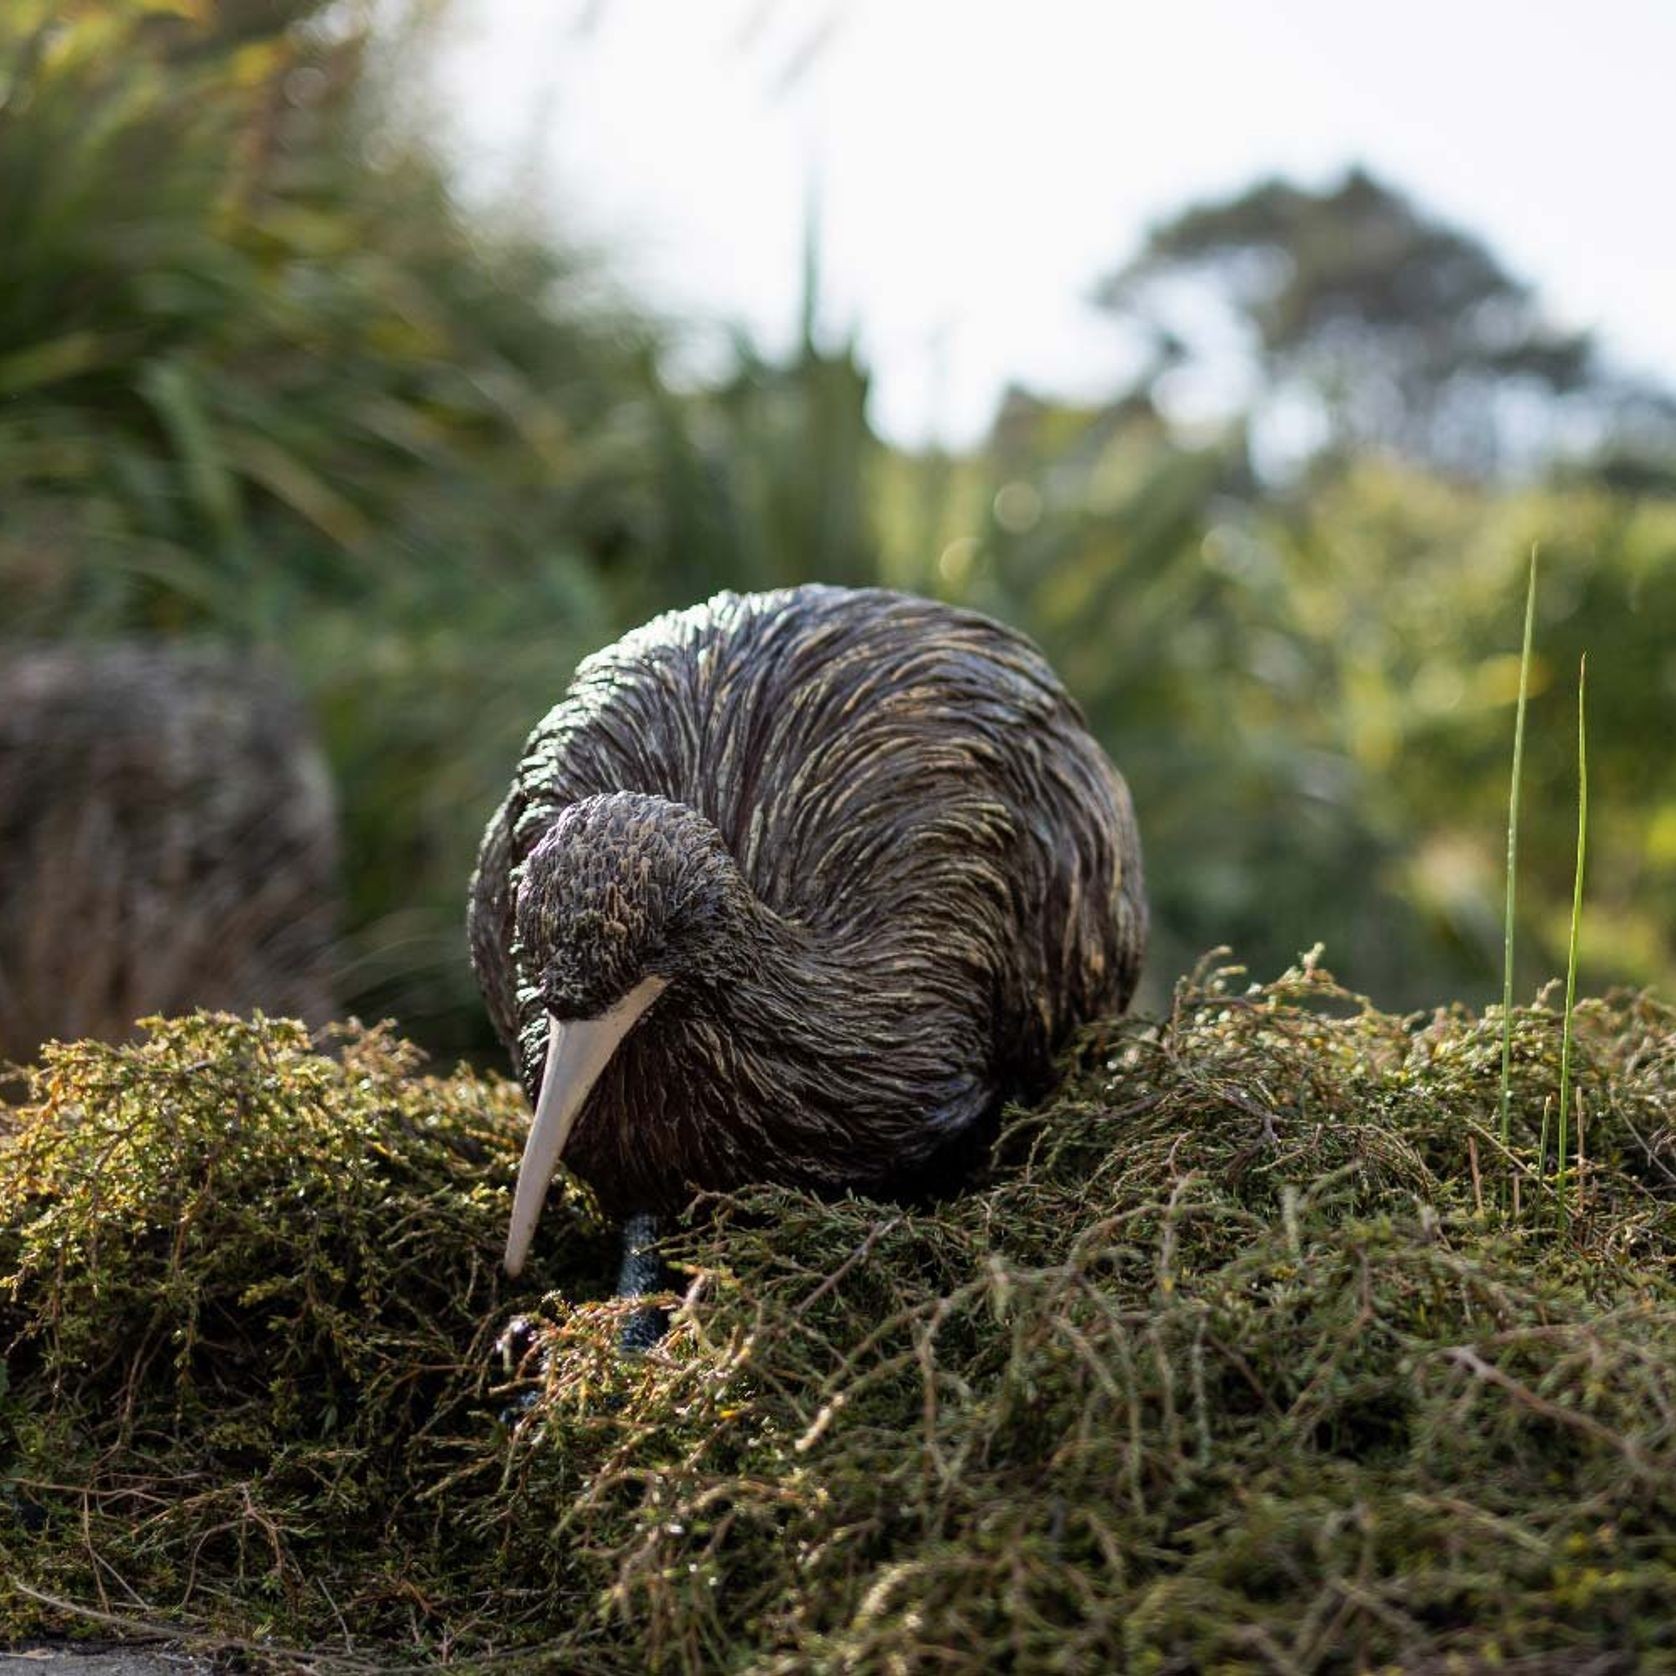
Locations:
3;959;1674;1672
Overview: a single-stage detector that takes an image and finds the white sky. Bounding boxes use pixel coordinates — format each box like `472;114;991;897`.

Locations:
435;0;1676;447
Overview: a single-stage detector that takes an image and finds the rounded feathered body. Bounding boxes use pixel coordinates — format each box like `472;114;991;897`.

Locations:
469;585;1145;1219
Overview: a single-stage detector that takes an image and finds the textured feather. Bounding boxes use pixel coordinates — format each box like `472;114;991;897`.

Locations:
468;585;1145;1218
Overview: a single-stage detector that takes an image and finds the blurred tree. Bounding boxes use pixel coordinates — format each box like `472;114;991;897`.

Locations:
0;0;661;1043
0;0;887;1051
0;1;632;634
3;9;1668;1050
936;382;1676;1008
1097;168;1674;480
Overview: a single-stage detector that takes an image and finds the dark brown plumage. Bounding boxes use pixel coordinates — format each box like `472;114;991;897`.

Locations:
469;585;1145;1272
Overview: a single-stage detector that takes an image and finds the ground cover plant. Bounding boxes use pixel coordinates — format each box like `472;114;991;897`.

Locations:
2;953;1673;1673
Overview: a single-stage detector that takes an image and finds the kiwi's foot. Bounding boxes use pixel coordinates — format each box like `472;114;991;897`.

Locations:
495;1313;544;1422
617;1210;668;1353
619;1301;668;1352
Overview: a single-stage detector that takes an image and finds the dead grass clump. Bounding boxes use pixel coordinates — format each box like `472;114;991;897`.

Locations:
3;957;1674;1672
0;644;340;1064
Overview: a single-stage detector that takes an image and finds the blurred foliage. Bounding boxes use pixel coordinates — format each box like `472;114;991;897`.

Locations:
1097;168;1676;479
0;0;879;1049
1;2;1671;1055
892;399;1676;1010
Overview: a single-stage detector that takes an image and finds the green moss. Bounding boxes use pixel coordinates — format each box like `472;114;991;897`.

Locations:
3;959;1675;1671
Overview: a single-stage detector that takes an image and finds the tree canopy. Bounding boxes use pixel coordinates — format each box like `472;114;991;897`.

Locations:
1097;168;1667;478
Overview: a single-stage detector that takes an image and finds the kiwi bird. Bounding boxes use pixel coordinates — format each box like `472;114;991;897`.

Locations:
469;585;1146;1296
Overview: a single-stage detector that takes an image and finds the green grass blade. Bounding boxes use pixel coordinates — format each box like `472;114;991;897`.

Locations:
1497;547;1538;1188
1557;653;1588;1220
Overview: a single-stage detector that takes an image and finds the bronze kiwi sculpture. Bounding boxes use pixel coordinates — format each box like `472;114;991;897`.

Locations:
469;585;1146;1339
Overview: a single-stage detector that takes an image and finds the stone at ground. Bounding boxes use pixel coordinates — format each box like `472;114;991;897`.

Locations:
4;1649;212;1676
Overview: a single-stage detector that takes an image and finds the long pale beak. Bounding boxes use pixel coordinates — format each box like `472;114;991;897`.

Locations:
504;975;667;1278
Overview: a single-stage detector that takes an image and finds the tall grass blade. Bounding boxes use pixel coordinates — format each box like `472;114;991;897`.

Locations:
1557;653;1588;1219
1497;547;1538;1189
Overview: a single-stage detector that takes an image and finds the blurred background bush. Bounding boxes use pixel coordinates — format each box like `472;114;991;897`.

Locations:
2;0;1672;1063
